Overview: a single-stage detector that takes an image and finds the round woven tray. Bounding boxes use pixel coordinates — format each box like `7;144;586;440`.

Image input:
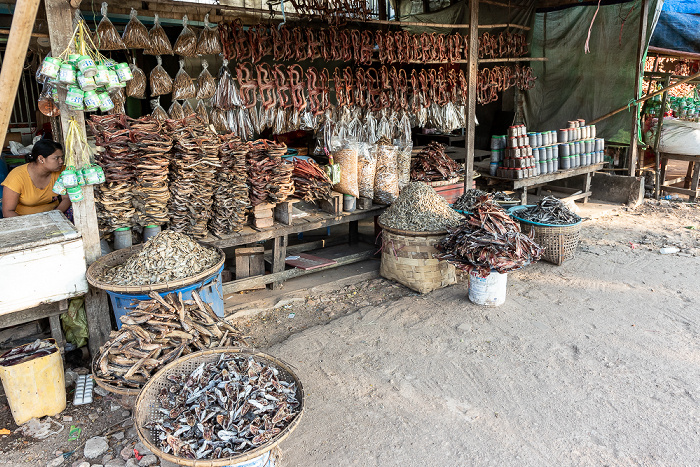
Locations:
91;358;142;397
423;177;459;187
134;348;304;467
378;221;448;237
86;244;225;294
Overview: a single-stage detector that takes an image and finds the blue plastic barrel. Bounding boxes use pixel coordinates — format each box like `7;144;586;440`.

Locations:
107;265;224;329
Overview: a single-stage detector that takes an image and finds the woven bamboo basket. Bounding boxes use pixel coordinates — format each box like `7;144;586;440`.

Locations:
86;244;225;294
134;348;304;467
91;358;141;397
424;177;459;187
509;206;582;265
379;223;455;294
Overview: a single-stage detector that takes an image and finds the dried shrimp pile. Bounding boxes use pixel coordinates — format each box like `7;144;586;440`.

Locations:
246;140;293;206
168;115;220;238
379;182;462;232
410;142;461;182
130;117;173;226
209;135;248;236
149;353;300;459
93;291;245;390
516;196;581;225
292;158;333;202
99;230;220;286
436;197;543;277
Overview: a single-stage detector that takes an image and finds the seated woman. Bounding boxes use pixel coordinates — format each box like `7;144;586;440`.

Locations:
1;139;71;218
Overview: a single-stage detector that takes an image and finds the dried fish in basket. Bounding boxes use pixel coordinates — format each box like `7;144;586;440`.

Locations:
144;14;173;56
150;56;173;97
410;142;461;182
209;134;248;236
173;60;196;100
173;15;198;57
196;60;216;100
378;182;462;232
122;8;150;49
95;2;126;50
167;114;220;238
292;158;333;203
246;139;294;206
516;195;581;225
93;290;246;392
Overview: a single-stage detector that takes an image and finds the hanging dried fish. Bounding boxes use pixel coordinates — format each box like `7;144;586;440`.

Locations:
196;99;210;124
145;14;173;55
126;60;146;99
196;14;222;55
96;2;126;50
173;15;198;57
209;135;249;236
410;142;461;182
182;100;195;116
150;56;173;97
151;98;168;121
246;139;293;206
211;61;237;110
122;8;151;49
196;59;216;99
172;60;196;100
292;158;333;202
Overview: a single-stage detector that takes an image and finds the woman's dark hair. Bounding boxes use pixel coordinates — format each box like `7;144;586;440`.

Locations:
26;139;63;163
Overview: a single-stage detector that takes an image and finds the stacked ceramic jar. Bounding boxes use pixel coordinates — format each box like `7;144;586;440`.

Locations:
557;119;605;170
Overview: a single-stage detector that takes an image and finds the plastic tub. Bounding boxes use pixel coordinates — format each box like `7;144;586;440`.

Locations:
468;270;507;306
142;225;161;242
107;264;225;328
114;227;132;250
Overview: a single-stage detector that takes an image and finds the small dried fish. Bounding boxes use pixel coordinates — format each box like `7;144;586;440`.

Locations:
209;134;248;236
379;182;462;232
517;196;581;225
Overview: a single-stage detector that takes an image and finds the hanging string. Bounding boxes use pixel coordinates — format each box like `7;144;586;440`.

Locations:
584;0;602;54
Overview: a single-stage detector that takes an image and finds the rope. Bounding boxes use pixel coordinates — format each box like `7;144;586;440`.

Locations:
584;0;602;54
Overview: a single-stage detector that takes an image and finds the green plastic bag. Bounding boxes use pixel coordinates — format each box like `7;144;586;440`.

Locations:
61;297;89;348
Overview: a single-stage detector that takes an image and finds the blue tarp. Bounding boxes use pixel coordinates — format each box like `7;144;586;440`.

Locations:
649;0;700;53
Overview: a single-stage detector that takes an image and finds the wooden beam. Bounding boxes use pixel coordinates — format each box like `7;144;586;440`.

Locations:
0;0;42;152
0;28;49;38
628;0;649;177
45;0;112;358
648;46;700;61
464;0;479;190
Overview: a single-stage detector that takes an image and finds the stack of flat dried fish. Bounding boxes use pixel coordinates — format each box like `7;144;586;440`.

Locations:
129;117;173;227
517;196;581;225
410;142;461;182
167;115;220;238
436;197;543;277
149;353;300;459
292;158;333;202
93;291;246;391
209;134;249;236
246;140;294;206
89;114;136;232
379;182;462;232
99;230;220;286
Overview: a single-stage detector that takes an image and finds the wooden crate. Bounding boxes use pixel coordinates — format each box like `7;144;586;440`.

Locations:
318;191;343;215
251;202;276;229
234;246;265;280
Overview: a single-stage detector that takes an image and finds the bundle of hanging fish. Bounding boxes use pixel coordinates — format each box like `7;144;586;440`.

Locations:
93;291;246;391
147;352;300;459
209;134;249;236
435;196;543;277
167;115;221;238
410;142;461;182
291;158;333;203
129;117;173;227
89;114;137;232
245;140;294;206
516;195;581;225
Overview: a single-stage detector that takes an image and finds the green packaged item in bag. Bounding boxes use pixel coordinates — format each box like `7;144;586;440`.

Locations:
61;297;89;348
324;152;341;185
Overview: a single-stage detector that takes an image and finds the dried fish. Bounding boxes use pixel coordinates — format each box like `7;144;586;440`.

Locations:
410;142;461;182
173;15;198;57
122;8;150;49
292;158;333;202
173;60;196;100
373;137;399;205
169;101;185;120
209;135;248;236
379;182;462;232
197;60;216;100
452;189;488;212
246;140;293;206
517;196;581;225
0;339;57;367
145;14;173;56
196;14;222;56
126;62;146;99
95;3;126;50
151;56;173;97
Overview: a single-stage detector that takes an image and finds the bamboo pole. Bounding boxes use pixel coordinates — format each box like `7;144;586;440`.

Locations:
465;0;479;189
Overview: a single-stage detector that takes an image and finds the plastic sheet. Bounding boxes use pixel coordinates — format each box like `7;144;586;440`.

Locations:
196;60;216;99
122;8;150;49
150;56;173;97
197;14;222;56
125;60;146;99
173;15;198;57
145;14;173;56
96;3;126;50
172;60;196;100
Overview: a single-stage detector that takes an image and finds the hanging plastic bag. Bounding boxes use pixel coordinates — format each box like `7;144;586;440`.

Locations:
172;60;196;100
125;59;146;99
150;56;173;97
145;14;173;55
96;3;126;50
196;99;210;124
60;297;88;349
227;110;238;136
173;15;198;57
333;141;359;198
38;82;60;117
273;107;286;135
196;59;216;99
196;14;222;56
211;108;228;133
109;88;126;114
182;100;195;116
212;60;238;109
122;8;150;49
238;108;254;141
365;111;378;144
151;97;168;121
358;142;376;200
169;100;185;119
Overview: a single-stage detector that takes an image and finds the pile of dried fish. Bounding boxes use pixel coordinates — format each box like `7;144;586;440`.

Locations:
379;182;462;232
516;196;581;225
130;117;173;226
148;353;299;459
246;140;294;206
292;158;333;203
410;142;461;182
452;189;488;212
0;339;57;366
93;291;245;390
436;197;543;277
99;230;220;286
168;115;220;238
209;135;249;236
95;183;135;233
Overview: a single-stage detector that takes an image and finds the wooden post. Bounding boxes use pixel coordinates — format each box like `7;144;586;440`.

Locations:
45;0;112;358
628;0;649;176
464;0;479;189
0;0;42;149
653;76;671;199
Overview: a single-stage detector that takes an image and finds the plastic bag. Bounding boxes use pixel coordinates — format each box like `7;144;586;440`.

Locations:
333;142;359;198
110;88;126;114
151;97;168;121
197;14;222;56
211;108;228;133
96;3;126;50
196;59;215;99
212;61;238;109
60;297;88;348
122;8;150;49
238;108;254;141
172;60;196;100
373;136;399;204
38;81;60;117
273;107;286;135
150;56;173;97
358;142;376;200
169;100;185;119
365;111;378;144
196;99;209;124
173;15;197;57
145;14;173;55
397;142;412;190
182;100;195;116
227;110;238;136
125;60;146;99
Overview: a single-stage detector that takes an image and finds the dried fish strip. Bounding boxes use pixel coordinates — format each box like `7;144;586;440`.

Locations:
517;196;581;225
149;352;299;459
93;291;246;391
145;14;174;56
410;142;461;182
173;15;198;57
246;139;293;206
96;2;126;50
122;8;151;49
209;134;248;236
196;100;210;124
452;189;488;212
378;182;462;232
151;56;173;97
95;182;136;233
292;158;333;203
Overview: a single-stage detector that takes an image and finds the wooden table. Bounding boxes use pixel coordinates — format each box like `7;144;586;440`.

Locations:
658;152;700;201
201;203;386;294
476;162;605;205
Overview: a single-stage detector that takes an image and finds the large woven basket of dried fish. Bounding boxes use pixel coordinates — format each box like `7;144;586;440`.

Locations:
134;348;304;466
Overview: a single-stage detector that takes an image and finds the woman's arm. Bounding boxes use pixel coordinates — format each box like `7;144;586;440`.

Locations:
2;186;20;217
56;195;71;213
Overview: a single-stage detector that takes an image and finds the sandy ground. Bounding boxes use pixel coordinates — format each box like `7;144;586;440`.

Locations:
3;199;700;466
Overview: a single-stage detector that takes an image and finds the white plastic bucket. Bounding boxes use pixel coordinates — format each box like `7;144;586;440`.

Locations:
468;270;507;306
